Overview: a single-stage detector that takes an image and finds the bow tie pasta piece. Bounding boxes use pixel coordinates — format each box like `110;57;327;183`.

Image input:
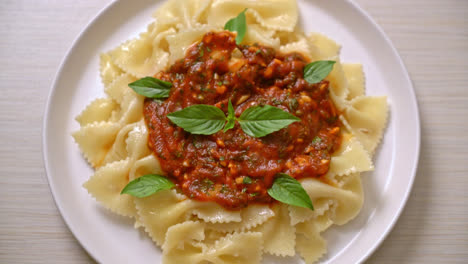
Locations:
104;73;137;105
135;189;197;246
205;205;275;233
279;37;314;60
75;98;118;127
307;32;341;60
305;33;350;110
125;120;151;161
100;53;124;87
101;122;139;165
129;154;164;181
289;170;365;226
243;24;280;49
252;204;296;257
326;58;350;111
153;0;212;29
165;222;264;264
296;213;334;264
301;173;363;226
110;89;144;126
135;189;242;246
208;0;298;32
203;231;263;264
325;133;374;181
288;199;335;226
190;203;242;224
108;31;170;78
341;96;389;155
162;220;263;264
73;121;120;168
343;63;365;100
165;25;219;65
162;221;207;263
83;158;137;217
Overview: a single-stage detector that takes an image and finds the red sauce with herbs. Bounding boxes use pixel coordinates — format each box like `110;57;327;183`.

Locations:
144;31;341;210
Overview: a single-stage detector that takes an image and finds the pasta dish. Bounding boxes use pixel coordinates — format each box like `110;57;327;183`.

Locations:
73;0;388;263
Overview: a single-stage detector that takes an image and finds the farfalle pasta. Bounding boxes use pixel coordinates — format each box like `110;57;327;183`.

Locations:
72;0;388;263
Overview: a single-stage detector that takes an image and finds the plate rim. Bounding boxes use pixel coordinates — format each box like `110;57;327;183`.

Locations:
41;0;123;261
339;1;421;262
42;0;421;263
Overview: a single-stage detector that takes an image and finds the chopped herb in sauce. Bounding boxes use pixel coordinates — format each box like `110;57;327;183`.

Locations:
312;136;322;144
288;98;299;110
243;176;253;184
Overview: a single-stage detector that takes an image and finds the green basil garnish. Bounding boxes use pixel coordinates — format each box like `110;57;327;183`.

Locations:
238;105;300;137
223;99;236;132
224;9;247;45
303;60;336;84
167;104;227;135
167;103;299;138
121;174;174;198
128;77;172;99
267;173;314;210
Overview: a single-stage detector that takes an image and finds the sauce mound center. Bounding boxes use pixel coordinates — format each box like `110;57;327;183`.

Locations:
144;31;342;210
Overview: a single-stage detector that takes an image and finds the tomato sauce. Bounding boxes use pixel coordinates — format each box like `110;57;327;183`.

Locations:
144;31;342;210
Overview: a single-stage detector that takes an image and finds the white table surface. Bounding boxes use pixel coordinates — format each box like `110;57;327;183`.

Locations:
1;0;467;263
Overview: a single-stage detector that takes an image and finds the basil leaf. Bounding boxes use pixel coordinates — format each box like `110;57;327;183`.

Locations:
121;174;174;198
128;77;172;99
167;104;227;135
224;99;236;132
238;105;300;137
224;9;247;45
267;173;314;210
303;60;336;84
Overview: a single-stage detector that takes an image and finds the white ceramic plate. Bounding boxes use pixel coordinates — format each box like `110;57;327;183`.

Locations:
43;0;420;263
